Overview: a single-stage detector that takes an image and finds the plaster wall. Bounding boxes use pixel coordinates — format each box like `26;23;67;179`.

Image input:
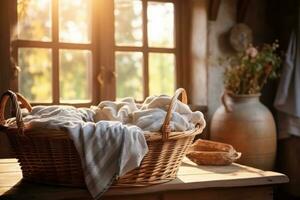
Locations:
207;0;236;119
206;0;276;120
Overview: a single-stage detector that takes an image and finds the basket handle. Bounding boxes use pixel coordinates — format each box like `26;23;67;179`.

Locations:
161;88;187;141
0;90;32;133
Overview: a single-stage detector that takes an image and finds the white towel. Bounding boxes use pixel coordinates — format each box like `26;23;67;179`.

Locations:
93;95;206;132
22;106;148;200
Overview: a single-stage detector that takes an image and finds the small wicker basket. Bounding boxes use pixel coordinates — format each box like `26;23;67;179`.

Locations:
0;88;204;187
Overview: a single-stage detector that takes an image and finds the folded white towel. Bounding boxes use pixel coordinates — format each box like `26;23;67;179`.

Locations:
22;106;148;200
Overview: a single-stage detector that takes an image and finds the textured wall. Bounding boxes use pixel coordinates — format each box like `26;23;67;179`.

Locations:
207;0;236;119
206;0;277;120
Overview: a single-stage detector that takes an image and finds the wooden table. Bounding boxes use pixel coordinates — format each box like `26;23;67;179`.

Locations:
0;158;288;200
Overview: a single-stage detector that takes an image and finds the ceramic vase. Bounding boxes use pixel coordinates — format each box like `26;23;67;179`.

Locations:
210;93;276;170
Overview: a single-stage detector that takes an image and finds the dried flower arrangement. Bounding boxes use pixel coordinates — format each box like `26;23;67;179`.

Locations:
223;41;282;95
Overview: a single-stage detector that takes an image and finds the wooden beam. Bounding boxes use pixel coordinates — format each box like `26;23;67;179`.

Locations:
0;0;11;94
0;0;15;158
209;0;221;21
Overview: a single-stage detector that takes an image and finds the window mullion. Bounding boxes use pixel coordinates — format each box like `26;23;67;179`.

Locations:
52;0;59;104
142;0;149;98
90;0;100;105
98;0;115;100
175;0;188;92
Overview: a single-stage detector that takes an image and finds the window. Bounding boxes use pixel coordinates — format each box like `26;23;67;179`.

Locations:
114;0;176;100
11;0;184;105
14;0;92;105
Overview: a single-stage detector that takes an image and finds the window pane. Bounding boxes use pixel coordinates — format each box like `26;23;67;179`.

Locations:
17;0;51;41
59;0;91;43
114;0;142;46
18;48;52;102
59;50;91;102
148;2;174;48
116;52;143;100
149;53;175;96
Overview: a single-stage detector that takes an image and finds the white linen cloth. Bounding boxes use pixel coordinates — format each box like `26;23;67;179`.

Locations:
93;95;206;132
274;31;300;138
22;105;148;200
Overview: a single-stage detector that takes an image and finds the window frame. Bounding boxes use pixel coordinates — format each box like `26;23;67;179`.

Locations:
100;0;186;101
114;0;178;99
10;0;99;107
9;0;189;106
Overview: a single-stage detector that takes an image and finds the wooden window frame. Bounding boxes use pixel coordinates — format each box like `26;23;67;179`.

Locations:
114;0;178;99
9;0;190;105
10;0;100;107
100;0;187;101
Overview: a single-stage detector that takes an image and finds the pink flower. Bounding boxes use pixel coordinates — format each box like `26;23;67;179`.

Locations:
246;47;258;58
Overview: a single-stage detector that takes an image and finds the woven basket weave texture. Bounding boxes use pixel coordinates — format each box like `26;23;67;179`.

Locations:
0;89;203;187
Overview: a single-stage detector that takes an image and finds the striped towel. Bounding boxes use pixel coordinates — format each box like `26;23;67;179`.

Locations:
22;106;148;199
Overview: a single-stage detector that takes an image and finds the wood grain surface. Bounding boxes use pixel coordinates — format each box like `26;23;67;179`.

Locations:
0;157;288;200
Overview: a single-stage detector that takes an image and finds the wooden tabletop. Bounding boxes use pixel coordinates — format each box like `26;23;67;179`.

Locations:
0;158;288;199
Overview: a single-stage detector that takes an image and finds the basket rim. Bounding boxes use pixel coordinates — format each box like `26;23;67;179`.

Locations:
3;124;203;141
144;127;203;141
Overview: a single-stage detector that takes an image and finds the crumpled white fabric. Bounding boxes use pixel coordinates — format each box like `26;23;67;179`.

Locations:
93;95;206;132
93;97;139;124
22;105;148;200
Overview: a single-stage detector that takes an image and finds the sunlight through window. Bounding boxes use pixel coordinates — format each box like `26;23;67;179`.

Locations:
17;0;51;41
15;0;178;103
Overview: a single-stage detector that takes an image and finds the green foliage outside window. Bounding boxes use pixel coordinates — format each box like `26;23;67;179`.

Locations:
18;0;176;103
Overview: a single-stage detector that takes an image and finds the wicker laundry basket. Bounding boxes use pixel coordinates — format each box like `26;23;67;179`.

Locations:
0;88;204;187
